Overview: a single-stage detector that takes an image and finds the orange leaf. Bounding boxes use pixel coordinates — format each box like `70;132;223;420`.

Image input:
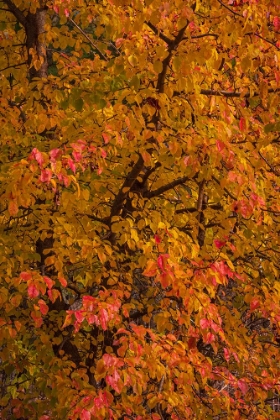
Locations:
8;200;18;216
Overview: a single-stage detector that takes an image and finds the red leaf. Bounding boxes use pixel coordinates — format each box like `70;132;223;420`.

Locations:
238;379;249;395
71;140;86;152
31;311;43;328
130;324;147;339
200;318;209;329
83;295;97;310
103;354;122;367
75;310;84;323
212;261;234;278
28;284;40;299
101;148;107;159
273;16;280;31
214;239;226;249
102;133;111;144
143;260;157;277
157;254;169;270
239;117;246;132
233;199;253;218
49;148;61;162
31;148;44;167
100;308;109;330
106;369;121;393
40;169;52;183
115;38;124;48
205;332;215;344
211;322;221;333
88;314;99;325
58;277;67;287
159;272;172;288
250;193;265;206
67;158;76;173
216;140;225;153
43;276;54;289
47;289;61;303
80;409;91;420
250;297;260;310
72;151;82;162
38;299;49;315
187;336;197;349
20;272;32;281
224;347;230;362
154;234;161;244
94;391;112;410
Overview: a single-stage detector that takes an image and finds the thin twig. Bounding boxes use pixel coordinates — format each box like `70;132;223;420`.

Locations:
0;62;26;72
217;0;243;17
199;87;280;98
68;17;108;61
187;33;219;40
212;176;237;200
252;32;280;51
156;375;165;420
258;151;280;176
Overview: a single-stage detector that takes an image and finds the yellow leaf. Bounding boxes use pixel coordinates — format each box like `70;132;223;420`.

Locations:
128;55;138;67
111;223;121;233
137;219;146;230
153;60;163;74
131;229;139;242
37;124;45;134
83;189;90;201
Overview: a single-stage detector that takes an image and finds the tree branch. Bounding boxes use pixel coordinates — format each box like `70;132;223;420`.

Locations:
140;162;161;186
76;213;109;226
188;33;219;40
199;87;280;98
0;62;26;72
144;175;191;199
176;207;198;214
145;21;173;46
197;180;208;247
157;23;189;93
2;0;27;26
175;203;222;214
110;154;144;219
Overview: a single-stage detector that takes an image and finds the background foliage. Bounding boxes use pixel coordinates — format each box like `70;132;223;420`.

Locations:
0;0;280;419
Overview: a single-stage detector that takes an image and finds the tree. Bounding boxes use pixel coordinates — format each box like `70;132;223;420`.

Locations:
0;0;280;418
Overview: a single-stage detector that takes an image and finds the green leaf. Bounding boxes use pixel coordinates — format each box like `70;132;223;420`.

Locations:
264;122;280;133
129;75;140;90
60;99;69;110
74;98;84;112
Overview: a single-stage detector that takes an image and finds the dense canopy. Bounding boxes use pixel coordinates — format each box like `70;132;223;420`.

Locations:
0;0;280;419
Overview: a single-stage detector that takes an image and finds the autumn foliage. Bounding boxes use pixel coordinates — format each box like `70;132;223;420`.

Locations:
1;0;280;419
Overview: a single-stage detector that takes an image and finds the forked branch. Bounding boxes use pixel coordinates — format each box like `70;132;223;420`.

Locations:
2;0;27;26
